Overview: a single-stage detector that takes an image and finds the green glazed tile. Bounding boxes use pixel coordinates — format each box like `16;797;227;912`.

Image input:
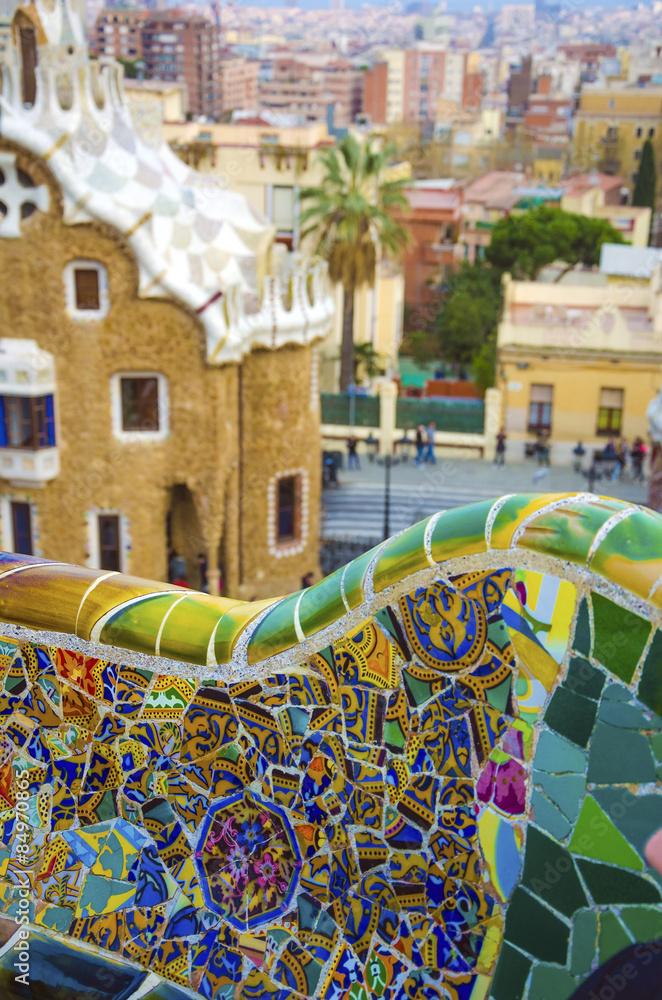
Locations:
598;911;633;966
621;906;662;942
521;827;588;918
637;628;662;717
517;499;629;565
342;541;387;610
98;592;185;657
213;597;280;664
490;943;532;1000
489;492;568;549
503;888;570;965
298;566;347;637
569;796;644;871
573;599;591;656
598;698;662;731
531;789;571;840
588;507;662;600
157;593;225;665
247;592;301;664
373;518;432;593
570;909;598;976
140;984;194;1000
651;733;662;761
587;723;656;784
532;771;586;823
528;964;581;1000
564;657;605;701
577;859;662;905
429;498;494;563
591;593;651;685
593;789;662;860
534;730;587;775
486;675;512;713
544;687;597;748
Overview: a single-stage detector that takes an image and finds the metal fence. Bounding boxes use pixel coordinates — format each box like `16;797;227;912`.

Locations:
320;536;379;576
321;393;381;427
396;397;485;433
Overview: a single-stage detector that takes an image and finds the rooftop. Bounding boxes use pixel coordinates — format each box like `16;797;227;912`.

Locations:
600;243;662;278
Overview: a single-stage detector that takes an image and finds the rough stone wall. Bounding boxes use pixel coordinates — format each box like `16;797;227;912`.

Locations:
0;140;320;598
239;344;321;599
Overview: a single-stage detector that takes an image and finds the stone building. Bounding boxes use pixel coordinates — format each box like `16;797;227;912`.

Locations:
0;0;334;599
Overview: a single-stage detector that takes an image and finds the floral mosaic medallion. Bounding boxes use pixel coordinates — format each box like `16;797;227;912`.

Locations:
196;789;301;928
1;496;662;1000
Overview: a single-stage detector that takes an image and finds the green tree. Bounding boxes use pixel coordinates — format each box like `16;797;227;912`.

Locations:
633;138;657;243
353;342;386;384
299;135;410;392
486;205;625;281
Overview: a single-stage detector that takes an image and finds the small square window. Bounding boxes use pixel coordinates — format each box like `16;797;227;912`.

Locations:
74;268;100;310
64;260;109;319
121;377;159;433
636;127;643;138
111;373;168;442
650;127;656;139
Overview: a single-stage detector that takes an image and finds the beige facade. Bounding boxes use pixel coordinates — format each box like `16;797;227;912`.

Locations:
123;79;188;122
572;84;662;193
497;273;662;463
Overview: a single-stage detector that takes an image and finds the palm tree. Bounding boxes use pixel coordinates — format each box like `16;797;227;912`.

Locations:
299;135;410;392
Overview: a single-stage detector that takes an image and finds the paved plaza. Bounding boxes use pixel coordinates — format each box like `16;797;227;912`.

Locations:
322;454;649;538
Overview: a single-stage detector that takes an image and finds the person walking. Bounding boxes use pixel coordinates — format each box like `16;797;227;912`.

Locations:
425;421;437;464
415;425;425;467
346;435;360;471
632;436;646;482
572;441;586;474
494;428;506;467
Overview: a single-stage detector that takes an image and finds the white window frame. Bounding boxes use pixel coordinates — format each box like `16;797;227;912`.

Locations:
266;469;309;558
0;495;40;556
110;372;169;444
63;260;110;321
85;509;131;573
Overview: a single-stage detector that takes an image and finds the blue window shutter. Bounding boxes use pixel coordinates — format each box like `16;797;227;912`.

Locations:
45;395;55;446
0;397;6;448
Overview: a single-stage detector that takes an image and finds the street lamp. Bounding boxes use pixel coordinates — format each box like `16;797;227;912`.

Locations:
375;454;402;540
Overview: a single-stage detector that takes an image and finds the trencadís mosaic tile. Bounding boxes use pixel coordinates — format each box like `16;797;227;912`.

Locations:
0;493;660;1000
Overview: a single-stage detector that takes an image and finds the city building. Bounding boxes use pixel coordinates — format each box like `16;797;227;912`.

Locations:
142;10;222;121
218;56;259;117
123;78;188;121
364;45;477;125
0;0;335;599
523;95;572;145
497;269;662;463
93;8;146;60
507;55;532;116
259;56;363;128
391;179;462;307
572;83;662;193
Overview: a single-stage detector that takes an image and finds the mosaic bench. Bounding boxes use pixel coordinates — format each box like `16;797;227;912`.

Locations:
0;492;660;1000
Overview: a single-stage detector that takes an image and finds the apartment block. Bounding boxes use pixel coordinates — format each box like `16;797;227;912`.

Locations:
93;9;146;60
259;56;363;127
364;46;477;125
572;84;662;192
142;11;222;120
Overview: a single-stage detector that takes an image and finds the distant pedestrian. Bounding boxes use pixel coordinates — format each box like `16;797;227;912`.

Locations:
494;428;506;467
572;441;585;473
347;435;360;471
536;432;550;467
415;424;425;466
197;553;208;593
632;437;646;482
425;421;436;464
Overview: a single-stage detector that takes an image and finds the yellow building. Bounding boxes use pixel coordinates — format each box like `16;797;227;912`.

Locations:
0;0;334;600
163;118;407;391
572;84;662;195
497;272;662;463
